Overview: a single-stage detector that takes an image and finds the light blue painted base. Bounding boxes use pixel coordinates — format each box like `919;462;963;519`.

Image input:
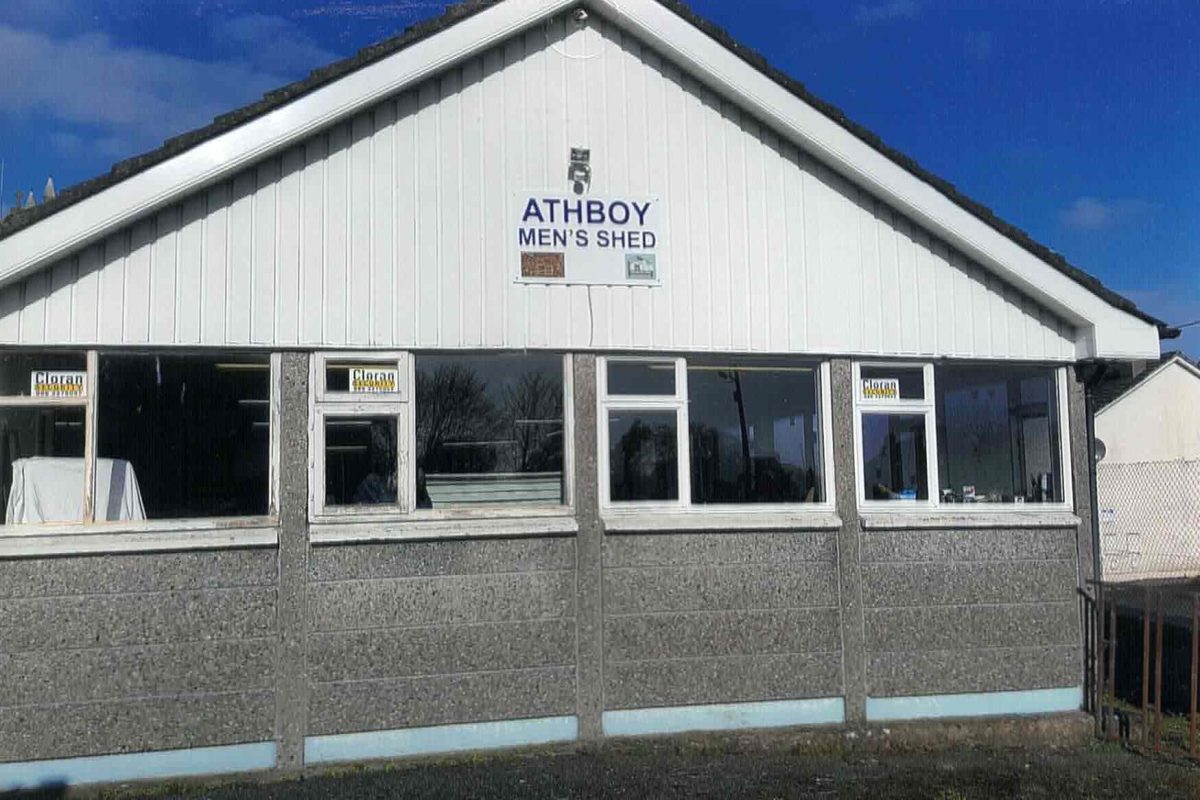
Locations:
602;697;846;737
0;741;276;792
304;715;579;765
866;686;1083;722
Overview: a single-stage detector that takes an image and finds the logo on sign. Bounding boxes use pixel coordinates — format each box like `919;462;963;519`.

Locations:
350;367;398;394
862;378;899;400
515;193;662;286
31;370;86;398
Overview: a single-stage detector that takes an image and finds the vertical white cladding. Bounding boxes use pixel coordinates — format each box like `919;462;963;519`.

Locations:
0;13;1076;360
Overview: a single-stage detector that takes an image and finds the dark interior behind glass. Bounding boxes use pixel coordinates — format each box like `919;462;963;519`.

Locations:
98;355;270;518
861;413;928;500
608;410;678;501
688;362;823;504
935;365;1061;503
325;417;398;506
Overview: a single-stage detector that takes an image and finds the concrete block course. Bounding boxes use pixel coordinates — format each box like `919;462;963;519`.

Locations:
309;667;577;735
308;537;575;582
868;646;1080;697
0;691;275;762
604;608;841;662
307;619;575;683
0;549;277;599
860;560;1078;607
605;653;844;709
604;563;838;615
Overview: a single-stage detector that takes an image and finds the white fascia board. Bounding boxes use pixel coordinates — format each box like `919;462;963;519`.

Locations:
0;0;574;285
593;0;1160;359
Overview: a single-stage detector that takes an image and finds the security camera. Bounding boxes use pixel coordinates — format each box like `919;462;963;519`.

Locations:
573;8;589;23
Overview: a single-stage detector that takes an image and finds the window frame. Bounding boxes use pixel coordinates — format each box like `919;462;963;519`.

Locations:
0;348;281;535
597;355;836;518
308;351;576;524
852;360;1074;514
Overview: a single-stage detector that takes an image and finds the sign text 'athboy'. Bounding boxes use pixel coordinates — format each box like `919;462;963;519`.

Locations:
518;197;657;249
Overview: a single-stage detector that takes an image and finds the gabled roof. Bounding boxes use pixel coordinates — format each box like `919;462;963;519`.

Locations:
1096;352;1200;414
0;0;1175;354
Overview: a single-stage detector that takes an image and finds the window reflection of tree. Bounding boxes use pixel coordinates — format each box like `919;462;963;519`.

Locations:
415;363;562;474
615;419;676;500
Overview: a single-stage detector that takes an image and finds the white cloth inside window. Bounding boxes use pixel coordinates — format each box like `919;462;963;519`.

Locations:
5;457;146;524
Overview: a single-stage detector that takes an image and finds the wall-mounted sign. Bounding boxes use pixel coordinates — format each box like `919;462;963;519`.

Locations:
861;378;899;400
514;194;662;286
31;370;86;398
349;367;399;394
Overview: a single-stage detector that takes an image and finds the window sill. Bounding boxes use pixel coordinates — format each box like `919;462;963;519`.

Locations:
859;510;1082;530
602;510;842;533
309;515;579;545
0;519;279;558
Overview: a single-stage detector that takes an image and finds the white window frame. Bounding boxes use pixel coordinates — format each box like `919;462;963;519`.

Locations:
853;360;1074;514
598;355;837;521
0;349;282;554
308;351;576;526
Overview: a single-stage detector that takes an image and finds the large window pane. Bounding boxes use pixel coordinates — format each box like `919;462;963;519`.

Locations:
936;365;1062;503
0;407;86;523
607;361;676;396
325;417;398;507
415;354;564;509
0;353;86;397
862;413;928;500
98;355;270;519
608;410;678;501
688;361;823;504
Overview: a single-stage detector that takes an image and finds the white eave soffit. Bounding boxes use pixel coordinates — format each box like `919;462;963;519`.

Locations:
0;0;1160;359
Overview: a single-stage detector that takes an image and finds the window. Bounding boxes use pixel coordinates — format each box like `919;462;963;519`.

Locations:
854;361;1070;507
599;357;830;510
935;365;1062;504
0;350;276;527
310;352;570;519
415;354;565;509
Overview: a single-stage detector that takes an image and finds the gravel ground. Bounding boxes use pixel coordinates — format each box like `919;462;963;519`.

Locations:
9;741;1200;799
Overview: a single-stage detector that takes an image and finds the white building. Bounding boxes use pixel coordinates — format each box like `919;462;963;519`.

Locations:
0;0;1177;790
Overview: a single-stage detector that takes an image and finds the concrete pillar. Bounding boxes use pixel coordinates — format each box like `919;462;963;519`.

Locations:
275;352;310;769
572;354;605;740
830;358;867;724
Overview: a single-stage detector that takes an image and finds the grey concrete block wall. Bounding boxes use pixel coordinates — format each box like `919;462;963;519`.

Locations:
861;527;1081;698
0;548;278;763
601;531;843;710
305;537;578;736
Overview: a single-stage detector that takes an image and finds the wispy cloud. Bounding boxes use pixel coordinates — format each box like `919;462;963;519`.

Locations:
1061;197;1154;231
211;13;337;75
0;21;298;162
853;0;920;27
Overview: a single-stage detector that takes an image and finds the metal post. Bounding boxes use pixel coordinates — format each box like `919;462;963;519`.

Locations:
1109;590;1118;741
1191;594;1198;757
1155;592;1164;753
1143;589;1151;747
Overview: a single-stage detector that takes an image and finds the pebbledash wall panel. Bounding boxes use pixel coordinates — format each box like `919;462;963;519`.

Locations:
601;531;843;710
0;15;1074;360
860;528;1081;698
0;549;278;763
305;537;578;736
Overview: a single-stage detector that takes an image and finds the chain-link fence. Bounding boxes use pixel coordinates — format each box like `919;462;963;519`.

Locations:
1099;460;1200;583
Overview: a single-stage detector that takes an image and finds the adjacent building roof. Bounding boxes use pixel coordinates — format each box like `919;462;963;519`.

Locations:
0;0;1177;340
1095;352;1200;413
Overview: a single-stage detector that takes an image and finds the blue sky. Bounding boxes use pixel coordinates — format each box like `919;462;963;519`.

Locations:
1;0;1196;355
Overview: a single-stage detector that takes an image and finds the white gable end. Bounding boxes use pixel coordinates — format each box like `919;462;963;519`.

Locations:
0;4;1095;359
